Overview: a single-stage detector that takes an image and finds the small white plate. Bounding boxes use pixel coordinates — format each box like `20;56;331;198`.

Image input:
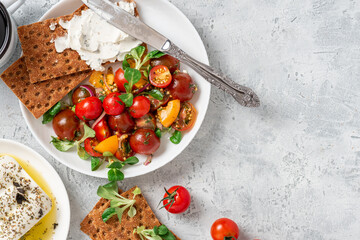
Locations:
20;0;211;178
0;139;70;239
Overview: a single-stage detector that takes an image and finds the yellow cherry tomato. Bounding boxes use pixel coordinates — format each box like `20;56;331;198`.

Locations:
94;135;119;155
157;99;181;128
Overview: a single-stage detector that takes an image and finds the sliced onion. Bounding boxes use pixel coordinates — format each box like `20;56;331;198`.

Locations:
103;72;111;92
79;85;95;97
118;134;128;149
144;154;153;166
91;111;106;129
134;83;151;95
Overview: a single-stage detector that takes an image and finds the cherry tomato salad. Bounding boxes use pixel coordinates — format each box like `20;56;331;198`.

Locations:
42;45;198;182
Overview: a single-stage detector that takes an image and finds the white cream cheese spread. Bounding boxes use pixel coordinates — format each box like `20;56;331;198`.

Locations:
0;155;52;240
54;1;142;71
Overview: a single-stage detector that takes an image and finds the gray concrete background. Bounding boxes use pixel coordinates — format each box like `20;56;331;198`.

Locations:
1;0;360;239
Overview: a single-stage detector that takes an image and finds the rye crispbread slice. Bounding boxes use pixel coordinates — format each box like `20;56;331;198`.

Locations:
80;186;180;240
17;5;89;83
0;57;91;119
18;0;138;83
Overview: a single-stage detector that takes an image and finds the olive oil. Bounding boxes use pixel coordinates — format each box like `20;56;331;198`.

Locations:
6;155;57;240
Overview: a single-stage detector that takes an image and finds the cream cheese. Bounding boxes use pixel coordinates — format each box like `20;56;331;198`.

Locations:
0;155;52;240
54;1;142;71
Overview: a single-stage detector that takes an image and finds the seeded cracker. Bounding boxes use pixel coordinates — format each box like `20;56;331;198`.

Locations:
17;5;90;83
80;187;180;240
18;0;138;83
0;57;91;119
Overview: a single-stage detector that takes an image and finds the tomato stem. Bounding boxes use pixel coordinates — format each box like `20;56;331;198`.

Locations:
158;187;179;210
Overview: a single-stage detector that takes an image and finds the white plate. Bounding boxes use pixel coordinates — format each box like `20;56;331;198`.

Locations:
0;139;70;239
20;0;211;178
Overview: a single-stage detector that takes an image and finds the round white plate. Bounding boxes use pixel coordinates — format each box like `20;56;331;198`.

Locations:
20;0;211;178
0;139;70;239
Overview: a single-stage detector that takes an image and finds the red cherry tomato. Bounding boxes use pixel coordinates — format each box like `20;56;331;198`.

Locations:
162;186;191;214
108;112;135;133
129;96;150;118
168;72;196;101
149;65;172;88
93;118;111;142
210;218;240;240
172;102;197;131
75;97;103;121
103;92;125;115
114;68;130;92
150;54;180;74
52;109;80;141
84;138;102;157
129;129;160;155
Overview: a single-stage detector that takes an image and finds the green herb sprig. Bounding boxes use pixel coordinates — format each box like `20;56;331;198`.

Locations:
134;225;176;240
42;102;62;124
170;130;182;144
97;182;141;223
120;46;165;107
104;153;139;182
51;123;95;159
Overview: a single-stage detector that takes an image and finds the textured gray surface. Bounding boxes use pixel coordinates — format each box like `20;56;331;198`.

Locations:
1;0;360;239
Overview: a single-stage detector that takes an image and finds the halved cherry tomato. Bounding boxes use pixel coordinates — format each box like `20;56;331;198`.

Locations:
75;97;103;121
129;129;160;155
172;102;197;131
210;218;240;240
146;89;170;111
161;186;191;214
89;68;115;94
149;65;172;88
84;138;102;157
129;96;150;118
157;99;180;128
168;72;196;101
103;92;125;115
114;134;135;161
93;118;111;142
94;135;119;155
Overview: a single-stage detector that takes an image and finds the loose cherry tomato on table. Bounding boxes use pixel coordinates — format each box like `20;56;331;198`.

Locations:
210;218;240;240
52;109;80;141
103;92;125;115
150;54;180;73
161;186;191;214
108;112;135;133
168;72;196;101
84;138;102;157
129;129;160;155
129;96;150;118
75;97;103;121
135;113;156;130
172;102;197;131
149;65;172;88
93;118;111;142
72;85;95;105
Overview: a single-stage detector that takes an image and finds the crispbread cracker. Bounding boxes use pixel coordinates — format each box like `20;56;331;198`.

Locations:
0;57;91;119
17;5;89;83
18;0;138;83
80;186;180;240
